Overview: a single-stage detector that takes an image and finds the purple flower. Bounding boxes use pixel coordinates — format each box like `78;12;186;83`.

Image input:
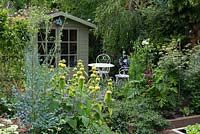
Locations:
64;93;68;98
144;69;151;78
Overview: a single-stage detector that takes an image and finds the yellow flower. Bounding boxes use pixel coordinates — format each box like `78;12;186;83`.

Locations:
73;74;77;77
95;85;100;90
78;62;83;67
93;70;97;74
108;82;112;86
50;68;54;72
77;71;83;75
90;73;96;78
96;77;100;81
92;66;96;71
73;67;77;71
60;59;66;63
58;63;66;68
80;67;85;71
79;76;85;80
60;75;65;80
106;90;112;94
89;86;95;90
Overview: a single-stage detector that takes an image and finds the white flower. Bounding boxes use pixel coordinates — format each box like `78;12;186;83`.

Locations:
4;124;18;132
142;38;150;45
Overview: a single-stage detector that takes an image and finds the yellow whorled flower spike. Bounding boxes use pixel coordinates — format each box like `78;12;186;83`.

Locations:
104;90;112;104
79;75;85;89
78;59;83;67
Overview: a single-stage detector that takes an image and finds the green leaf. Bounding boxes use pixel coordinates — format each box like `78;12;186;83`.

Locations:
67;118;77;129
81;116;90;127
108;107;113;117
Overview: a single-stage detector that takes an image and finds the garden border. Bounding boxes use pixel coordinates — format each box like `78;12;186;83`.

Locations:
156;115;200;134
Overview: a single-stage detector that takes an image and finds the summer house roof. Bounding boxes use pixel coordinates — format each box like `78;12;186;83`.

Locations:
48;11;96;28
11;8;96;29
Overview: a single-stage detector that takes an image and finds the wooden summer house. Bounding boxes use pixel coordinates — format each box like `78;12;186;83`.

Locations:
37;11;96;69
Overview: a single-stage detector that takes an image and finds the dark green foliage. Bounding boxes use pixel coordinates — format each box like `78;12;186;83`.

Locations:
109;97;168;134
95;0;142;54
182;46;200;114
0;9;28;95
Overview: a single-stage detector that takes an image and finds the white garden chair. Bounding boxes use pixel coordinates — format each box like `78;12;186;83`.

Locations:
115;67;129;83
95;53;111;78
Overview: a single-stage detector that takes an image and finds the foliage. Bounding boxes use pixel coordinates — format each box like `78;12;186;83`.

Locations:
182;45;200;114
13;59;113;133
127;38;180;109
8;8;113;133
109;97;168;134
0;9;28;96
95;0;142;54
186;123;200;134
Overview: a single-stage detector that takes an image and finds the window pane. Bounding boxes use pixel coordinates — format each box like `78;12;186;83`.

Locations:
47;56;56;66
39;55;45;64
70;30;77;41
49;29;56;41
70;43;77;54
70;56;77;67
61;43;68;54
38;43;45;55
47;43;54;54
38;29;55;41
38;29;45;41
62;29;68;41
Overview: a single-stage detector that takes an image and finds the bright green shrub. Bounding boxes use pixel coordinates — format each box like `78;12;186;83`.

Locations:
186;123;200;134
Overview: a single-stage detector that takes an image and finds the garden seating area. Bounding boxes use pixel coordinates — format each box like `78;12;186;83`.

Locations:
0;0;200;134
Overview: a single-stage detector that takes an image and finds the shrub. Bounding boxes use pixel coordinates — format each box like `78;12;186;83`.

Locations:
109;97;168;134
183;45;200;114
